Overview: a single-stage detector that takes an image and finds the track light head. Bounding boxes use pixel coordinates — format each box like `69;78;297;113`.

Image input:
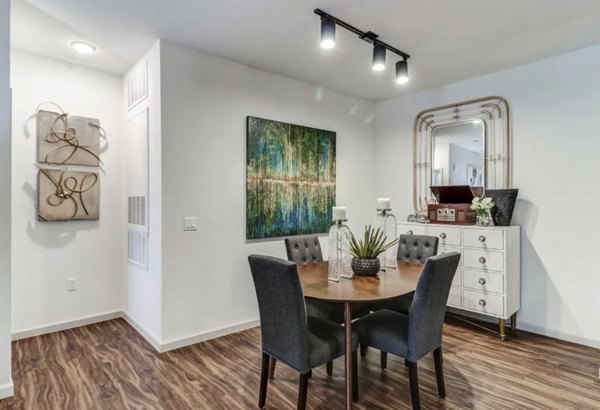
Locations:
320;16;336;49
395;60;409;84
372;42;386;71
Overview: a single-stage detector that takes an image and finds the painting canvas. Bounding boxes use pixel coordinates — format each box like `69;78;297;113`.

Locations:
37;110;101;166
38;169;100;221
246;116;336;240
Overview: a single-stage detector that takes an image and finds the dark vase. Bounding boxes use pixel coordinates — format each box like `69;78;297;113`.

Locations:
351;258;381;276
485;189;519;226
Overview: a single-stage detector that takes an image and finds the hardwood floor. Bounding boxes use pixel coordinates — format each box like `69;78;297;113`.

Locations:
1;317;599;409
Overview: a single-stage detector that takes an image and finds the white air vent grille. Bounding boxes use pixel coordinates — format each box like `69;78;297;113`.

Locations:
128;196;146;226
128;230;148;269
127;61;148;109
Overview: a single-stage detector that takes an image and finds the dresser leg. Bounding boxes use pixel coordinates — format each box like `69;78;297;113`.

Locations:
510;313;517;332
499;319;506;341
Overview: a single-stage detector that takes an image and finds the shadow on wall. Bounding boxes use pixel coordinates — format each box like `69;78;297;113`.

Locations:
512;199;577;334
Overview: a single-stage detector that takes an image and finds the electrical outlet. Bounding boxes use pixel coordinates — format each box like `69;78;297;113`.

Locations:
67;277;76;292
183;217;197;231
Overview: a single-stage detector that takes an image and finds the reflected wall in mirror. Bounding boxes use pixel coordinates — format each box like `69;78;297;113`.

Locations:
413;96;511;213
433;121;484;187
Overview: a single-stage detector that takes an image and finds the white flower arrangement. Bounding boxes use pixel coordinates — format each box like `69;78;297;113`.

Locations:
471;196;495;215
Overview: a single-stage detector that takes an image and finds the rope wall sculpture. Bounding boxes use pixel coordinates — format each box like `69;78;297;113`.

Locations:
37;169;99;221
35;102;106;221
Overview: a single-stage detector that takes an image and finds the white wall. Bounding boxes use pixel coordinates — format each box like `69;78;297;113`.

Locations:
376;44;600;348
159;40;376;345
10;50;125;336
123;42;163;346
448;144;482;186
0;0;13;399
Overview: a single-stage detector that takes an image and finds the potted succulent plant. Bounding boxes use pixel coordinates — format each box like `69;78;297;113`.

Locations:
349;225;399;276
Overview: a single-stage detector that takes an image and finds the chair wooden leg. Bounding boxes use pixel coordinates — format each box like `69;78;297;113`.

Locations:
407;361;421;410
307;369;312;378
380;351;388;369
298;372;310;410
433;347;446;398
360;345;367;357
268;357;277;379
259;352;270;408
352;350;359;402
326;361;333;376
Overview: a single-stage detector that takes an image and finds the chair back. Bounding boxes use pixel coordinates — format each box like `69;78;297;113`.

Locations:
407;252;461;361
397;234;439;263
248;254;310;373
284;235;323;265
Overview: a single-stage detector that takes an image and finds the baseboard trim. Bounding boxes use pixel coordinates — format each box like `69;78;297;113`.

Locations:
121;313;162;352
11;310;123;341
0;380;14;400
160;319;260;353
518;321;600;349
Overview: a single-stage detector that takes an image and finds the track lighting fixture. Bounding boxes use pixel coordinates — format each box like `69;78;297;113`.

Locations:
320;16;336;49
395;60;409;84
314;9;411;85
372;43;386;71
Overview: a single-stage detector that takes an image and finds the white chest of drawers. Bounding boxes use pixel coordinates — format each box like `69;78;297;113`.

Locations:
397;222;520;339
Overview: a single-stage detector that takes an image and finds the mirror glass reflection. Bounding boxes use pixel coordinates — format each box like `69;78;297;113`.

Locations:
432;121;484;187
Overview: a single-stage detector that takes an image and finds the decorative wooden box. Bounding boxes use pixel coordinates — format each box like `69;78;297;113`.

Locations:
427;185;481;225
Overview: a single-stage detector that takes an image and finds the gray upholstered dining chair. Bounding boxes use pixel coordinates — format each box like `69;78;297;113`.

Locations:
248;255;359;409
370;234;439;315
354;252;461;410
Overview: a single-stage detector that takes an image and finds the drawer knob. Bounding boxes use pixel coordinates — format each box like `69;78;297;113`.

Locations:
479;299;487;307
479;256;487;264
407;230;413;235
478;277;487;285
478;235;486;242
440;233;447;239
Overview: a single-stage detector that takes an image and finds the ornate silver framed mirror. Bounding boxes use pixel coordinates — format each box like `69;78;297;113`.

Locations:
413;96;511;213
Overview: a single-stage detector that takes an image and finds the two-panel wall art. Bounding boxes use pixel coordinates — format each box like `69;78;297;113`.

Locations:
36;104;104;221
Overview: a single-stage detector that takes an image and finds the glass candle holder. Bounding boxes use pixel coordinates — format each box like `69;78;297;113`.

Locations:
328;219;352;281
375;209;397;270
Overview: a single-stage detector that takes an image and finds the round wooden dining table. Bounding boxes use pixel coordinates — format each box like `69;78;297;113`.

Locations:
297;260;424;410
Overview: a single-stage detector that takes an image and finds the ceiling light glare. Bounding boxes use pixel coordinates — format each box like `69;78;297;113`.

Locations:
70;41;96;54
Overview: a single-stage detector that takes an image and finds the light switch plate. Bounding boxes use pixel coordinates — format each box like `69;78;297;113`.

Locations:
183;217;197;231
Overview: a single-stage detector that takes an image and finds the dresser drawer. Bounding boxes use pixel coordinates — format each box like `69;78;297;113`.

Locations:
447;286;462;307
463;228;504;250
463;249;504;272
463;269;504;294
427;226;461;247
463;289;504;316
438;245;462;266
398;224;427;236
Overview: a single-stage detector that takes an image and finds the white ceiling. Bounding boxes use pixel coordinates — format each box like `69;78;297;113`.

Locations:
12;0;600;101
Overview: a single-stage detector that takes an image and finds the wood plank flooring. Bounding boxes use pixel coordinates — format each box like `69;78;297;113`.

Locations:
1;317;599;409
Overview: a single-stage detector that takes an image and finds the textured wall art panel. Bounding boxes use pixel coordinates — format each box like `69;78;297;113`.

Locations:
37;109;101;166
246;116;335;240
37;169;100;221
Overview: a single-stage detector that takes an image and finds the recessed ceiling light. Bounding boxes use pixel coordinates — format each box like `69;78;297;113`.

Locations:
70;41;96;54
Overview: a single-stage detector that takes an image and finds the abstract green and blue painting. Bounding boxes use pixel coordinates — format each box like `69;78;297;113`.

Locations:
246;116;336;240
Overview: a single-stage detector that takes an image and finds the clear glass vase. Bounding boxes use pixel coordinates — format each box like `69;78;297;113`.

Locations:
328;221;352;281
374;210;397;270
476;211;494;226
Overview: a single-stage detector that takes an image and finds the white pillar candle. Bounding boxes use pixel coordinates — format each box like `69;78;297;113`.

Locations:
332;206;347;221
377;198;391;210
